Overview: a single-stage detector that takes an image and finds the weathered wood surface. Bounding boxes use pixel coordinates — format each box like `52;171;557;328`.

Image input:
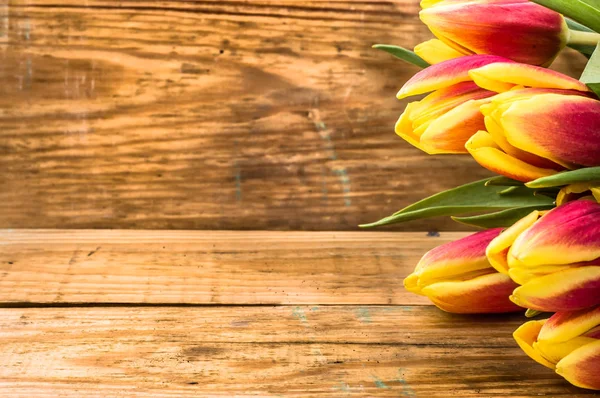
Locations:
0;1;587;231
1;229;599;396
0;229;455;305
1;306;596;397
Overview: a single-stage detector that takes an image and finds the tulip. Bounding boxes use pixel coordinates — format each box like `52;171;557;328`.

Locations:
404;228;521;313
414;38;464;65
398;55;589;99
396;55;590;155
417;0;595;66
513;306;600;390
396;81;495;154
465;88;600;182
486;200;600;312
556;183;600;206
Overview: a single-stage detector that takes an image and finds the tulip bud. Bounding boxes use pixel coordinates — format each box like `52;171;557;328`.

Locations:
395;55;590;157
465;88;600;182
417;0;569;66
514;306;600;390
405;228;521;313
396;82;494;154
486;200;600;312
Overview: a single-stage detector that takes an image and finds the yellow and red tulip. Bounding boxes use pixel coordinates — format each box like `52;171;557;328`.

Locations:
486;200;600;312
557;183;600;206
465;88;599;182
395;55;507;153
397;55;589;99
396;81;494;154
404;228;521;313
396;55;591;157
417;0;569;66
514;306;600;390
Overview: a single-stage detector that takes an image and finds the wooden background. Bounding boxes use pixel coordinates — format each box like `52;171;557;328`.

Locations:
0;0;587;231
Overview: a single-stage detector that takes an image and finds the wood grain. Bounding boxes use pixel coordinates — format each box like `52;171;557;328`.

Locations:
1;305;596;397
2;230;599;396
0;229;464;305
0;1;587;231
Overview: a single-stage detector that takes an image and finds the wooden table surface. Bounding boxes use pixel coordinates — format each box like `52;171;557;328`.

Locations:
1;229;598;397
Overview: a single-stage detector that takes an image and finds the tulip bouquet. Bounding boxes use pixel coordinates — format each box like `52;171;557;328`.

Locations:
363;0;600;390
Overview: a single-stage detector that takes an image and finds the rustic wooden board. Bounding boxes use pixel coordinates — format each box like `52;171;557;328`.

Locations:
1;230;599;396
0;229;464;305
1;305;596;397
0;1;587;231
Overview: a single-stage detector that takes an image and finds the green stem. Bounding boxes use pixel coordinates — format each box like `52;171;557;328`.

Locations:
568;29;600;46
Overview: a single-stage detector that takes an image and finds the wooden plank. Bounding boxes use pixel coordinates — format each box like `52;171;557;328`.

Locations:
0;305;595;397
0;1;586;231
0;229;467;305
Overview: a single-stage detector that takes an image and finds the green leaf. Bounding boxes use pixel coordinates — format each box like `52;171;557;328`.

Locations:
526;167;600;188
452;205;554;229
359;178;554;228
581;0;600;9
372;44;430;69
531;0;600;32
580;43;600;95
566;19;596;57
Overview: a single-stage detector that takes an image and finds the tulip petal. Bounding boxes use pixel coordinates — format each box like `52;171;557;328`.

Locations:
483;100;565;171
420;0;445;9
411;82;492;126
557;183;600;206
397;55;512;99
511;266;600;311
469;63;589;93
508;265;573;285
534;337;596;365
396;82;494;154
556;340;600;390
395;103;427;152
465;131;558;182
420;98;490;154
500;94;600;168
540;306;600;343
414;38;466;64
409;228;503;290
509;200;600;266
420;0;566;66
592;188;600;202
584;325;600;339
421;0;525;8
513;319;556;369
486;210;541;274
422;272;521;313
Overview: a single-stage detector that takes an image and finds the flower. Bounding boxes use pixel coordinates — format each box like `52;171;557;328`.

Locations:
396;81;495;154
395;55;590;156
417;0;569;66
556;183;600;206
404;228;521;313
414;38;464;65
465;88;599;182
514;306;600;390
486;200;600;312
